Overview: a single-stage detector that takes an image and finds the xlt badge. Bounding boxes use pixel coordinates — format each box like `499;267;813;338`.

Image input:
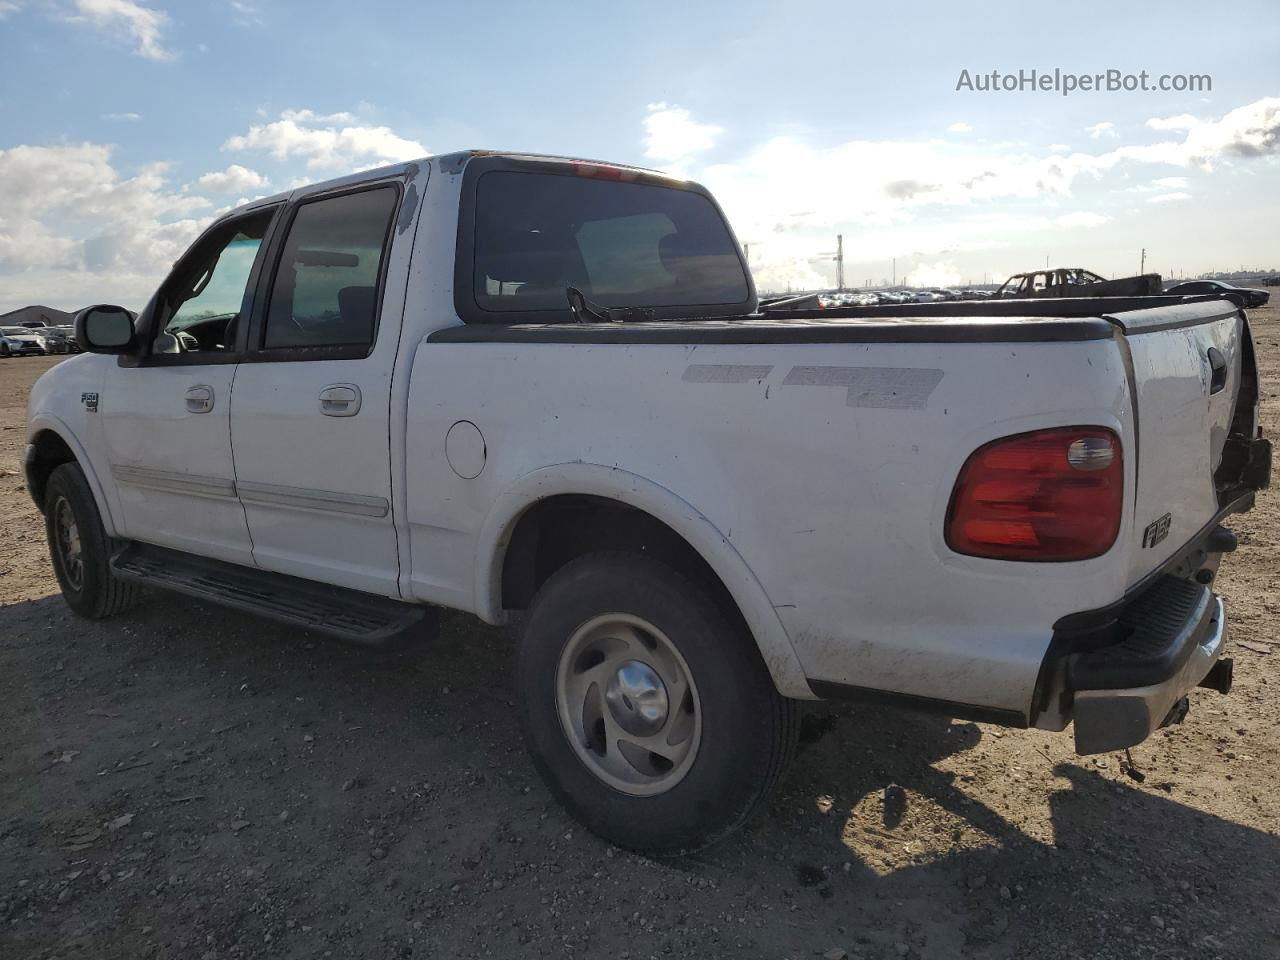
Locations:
1142;512;1172;549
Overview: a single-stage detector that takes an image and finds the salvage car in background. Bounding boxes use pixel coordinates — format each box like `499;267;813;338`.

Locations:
995;268;1162;299
1166;279;1270;309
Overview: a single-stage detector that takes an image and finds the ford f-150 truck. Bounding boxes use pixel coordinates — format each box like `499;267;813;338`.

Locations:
25;151;1271;854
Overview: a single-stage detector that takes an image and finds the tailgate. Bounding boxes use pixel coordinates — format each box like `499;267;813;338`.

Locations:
1111;300;1250;585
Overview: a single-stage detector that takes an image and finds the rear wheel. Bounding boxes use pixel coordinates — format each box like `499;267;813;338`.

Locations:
44;462;138;619
516;552;798;855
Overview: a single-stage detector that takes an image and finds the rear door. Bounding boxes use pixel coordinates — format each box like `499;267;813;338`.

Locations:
229;179;410;597
1115;300;1246;584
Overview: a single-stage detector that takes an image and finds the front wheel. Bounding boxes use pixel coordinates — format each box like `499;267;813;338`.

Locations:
515;552;799;855
44;462;139;619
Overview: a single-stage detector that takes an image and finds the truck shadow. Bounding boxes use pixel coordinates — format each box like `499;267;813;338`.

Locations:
703;702;1280;957
3;590;1278;959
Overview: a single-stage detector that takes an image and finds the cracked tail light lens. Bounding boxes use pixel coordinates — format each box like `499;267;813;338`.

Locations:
946;427;1123;561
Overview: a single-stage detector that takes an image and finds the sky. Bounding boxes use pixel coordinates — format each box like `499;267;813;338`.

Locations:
0;0;1278;311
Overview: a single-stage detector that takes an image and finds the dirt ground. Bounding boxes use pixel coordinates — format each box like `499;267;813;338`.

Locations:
2;307;1278;960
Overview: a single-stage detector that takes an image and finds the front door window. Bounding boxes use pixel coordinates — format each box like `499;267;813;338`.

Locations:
153;210;274;354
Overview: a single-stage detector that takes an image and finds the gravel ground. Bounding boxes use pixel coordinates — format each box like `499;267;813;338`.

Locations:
2;306;1278;960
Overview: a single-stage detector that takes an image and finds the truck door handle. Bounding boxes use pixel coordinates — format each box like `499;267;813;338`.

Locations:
1207;347;1227;395
185;384;215;414
319;383;361;417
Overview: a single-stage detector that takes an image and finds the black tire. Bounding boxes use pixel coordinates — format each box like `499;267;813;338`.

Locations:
516;552;799;855
44;462;139;619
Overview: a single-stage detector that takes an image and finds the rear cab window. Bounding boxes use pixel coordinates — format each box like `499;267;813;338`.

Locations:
458;162;753;323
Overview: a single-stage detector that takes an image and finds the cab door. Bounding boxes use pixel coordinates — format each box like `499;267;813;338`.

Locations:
99;205;280;566
229;180;411;597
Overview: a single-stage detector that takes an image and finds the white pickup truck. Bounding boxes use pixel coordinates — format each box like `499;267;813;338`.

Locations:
26;151;1271;853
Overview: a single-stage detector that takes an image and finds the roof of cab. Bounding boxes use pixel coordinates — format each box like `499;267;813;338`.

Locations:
216;150;680;224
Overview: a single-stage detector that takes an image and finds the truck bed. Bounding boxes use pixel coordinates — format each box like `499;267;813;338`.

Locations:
427;294;1232;345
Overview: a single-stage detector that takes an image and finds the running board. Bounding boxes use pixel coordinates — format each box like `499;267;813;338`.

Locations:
110;543;432;646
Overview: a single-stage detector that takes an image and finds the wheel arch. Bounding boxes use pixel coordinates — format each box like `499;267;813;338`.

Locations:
25;416;120;538
475;463;815;699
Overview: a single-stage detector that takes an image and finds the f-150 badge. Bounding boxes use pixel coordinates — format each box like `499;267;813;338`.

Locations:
1142;512;1172;548
80;392;99;412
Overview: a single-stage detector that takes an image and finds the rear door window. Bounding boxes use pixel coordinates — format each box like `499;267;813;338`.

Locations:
262;186;398;352
470;171;749;315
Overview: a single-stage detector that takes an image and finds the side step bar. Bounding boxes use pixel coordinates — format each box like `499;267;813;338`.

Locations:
110;543;432;646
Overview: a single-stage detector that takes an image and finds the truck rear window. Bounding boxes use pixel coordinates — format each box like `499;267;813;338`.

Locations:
471;171;749;315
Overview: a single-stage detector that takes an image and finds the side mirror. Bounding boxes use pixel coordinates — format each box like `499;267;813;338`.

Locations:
74;305;136;354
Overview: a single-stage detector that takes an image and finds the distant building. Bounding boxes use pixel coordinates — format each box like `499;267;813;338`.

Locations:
0;304;74;327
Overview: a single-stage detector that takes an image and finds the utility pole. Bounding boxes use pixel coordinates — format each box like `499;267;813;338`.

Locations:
1140;248;1146;274
892;257;896;288
836;234;845;292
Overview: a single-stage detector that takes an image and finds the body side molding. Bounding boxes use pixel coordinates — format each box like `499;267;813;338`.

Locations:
236;480;391;518
112;464;237;500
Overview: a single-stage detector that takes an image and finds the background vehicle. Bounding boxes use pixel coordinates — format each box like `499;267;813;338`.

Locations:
24;151;1268;854
995;268;1162;299
1166;279;1270;308
52;325;82;352
1;326;47;356
34;326;72;353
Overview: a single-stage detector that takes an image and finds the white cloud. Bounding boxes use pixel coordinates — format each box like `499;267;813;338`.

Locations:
1085;121;1116;139
0;1;22;19
0;142;211;311
1146;113;1198;132
1126;175;1191;194
1054;211;1109;228
1048;143;1070;152
906;261;963;288
280;108;357;125
665;97;1280;292
66;0;173;61
223;108;427;171
102;111;141;121
643;103;723;167
228;0;261;26
195;163;269;193
1179;97;1280;166
947;122;973;134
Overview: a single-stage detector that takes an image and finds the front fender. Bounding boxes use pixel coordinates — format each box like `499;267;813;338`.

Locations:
26;413;120;539
475;462;816;700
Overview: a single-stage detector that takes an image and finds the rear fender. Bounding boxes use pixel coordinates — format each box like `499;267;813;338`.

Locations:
476;462;816;699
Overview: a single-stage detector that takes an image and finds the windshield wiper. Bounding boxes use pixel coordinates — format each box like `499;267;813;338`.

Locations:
566;287;655;324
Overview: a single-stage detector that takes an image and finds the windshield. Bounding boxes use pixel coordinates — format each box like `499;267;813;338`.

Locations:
471;171;749;316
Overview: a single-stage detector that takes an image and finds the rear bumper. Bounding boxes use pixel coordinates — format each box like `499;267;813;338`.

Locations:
1069;583;1227;754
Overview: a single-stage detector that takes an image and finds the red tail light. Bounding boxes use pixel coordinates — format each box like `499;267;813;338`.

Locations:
945;427;1123;561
